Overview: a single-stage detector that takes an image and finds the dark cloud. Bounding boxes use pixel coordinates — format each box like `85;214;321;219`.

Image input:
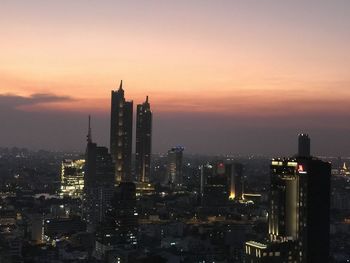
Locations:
0;93;96;151
0;93;74;110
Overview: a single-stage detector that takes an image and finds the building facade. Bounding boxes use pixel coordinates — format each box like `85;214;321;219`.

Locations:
167;147;184;186
60;159;85;199
110;80;133;183
135;96;152;183
84;117;115;232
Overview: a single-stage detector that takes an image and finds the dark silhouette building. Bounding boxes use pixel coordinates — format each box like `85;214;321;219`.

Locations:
95;182;138;255
297;157;331;263
246;134;331;262
113;182;138;244
202;161;228;207
201;161;244;207
298;133;310;157
110;80;133;183
84;116;115;232
135;96;152;183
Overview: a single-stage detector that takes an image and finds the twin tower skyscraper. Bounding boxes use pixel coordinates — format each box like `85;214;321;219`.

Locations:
110;80;152;184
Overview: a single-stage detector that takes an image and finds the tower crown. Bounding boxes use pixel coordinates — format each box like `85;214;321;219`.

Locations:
118;80;123;91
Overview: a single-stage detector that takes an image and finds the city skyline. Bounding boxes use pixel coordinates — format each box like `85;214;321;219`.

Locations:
0;2;346;262
1;1;350;155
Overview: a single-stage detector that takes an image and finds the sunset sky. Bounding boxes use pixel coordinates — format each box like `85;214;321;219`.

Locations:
1;0;350;156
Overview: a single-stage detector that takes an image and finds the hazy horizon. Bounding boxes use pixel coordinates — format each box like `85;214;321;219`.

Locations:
1;0;350;156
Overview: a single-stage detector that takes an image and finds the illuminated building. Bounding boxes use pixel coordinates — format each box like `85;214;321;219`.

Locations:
340;162;350;176
167;146;184;186
59;159;85;199
135;96;152;183
110;80;133;183
269;159;299;242
245;241;298;263
135;181;155;195
246;134;331;262
226;163;243;200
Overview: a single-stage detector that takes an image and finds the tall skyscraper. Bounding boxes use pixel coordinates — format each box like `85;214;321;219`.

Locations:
297;158;331;263
246;134;331;262
298;133;310;157
167;146;184;186
135;96;152;183
110;80;133;184
83;116;115;232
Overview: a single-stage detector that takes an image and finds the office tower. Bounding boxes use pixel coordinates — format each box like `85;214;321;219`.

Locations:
110;80;133;184
269;159;299;242
167;146;184;186
245;135;331;262
135;96;152;183
59;159;85;199
298;133;310;157
297;158;331;263
226;163;244;200
202;161;228;207
83;117;115;232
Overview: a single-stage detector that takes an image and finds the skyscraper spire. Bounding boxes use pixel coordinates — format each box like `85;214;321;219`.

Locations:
87;115;92;143
119;80;123;90
146;95;149;103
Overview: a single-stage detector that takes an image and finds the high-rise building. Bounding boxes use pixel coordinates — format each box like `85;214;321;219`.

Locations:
59;159;85;199
202;161;228;207
113;182;138;245
135;96;152;183
226;163;244;200
167;146;184;186
95;182;138;257
269;158;299;242
110;80;133;183
83;116;115;232
298;133;310;157
246;134;331;263
297;158;331;263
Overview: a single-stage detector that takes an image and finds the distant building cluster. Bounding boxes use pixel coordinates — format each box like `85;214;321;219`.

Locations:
0;85;343;263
